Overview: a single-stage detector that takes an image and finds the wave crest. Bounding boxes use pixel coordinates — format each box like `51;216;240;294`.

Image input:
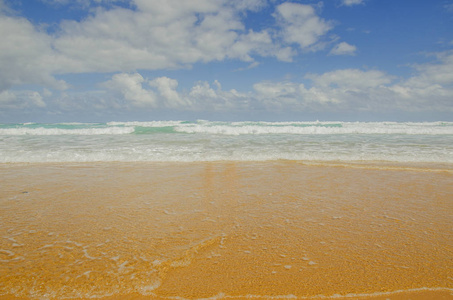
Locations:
0;127;135;136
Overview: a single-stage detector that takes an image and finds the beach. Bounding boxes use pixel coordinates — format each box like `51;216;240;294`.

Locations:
1;161;452;299
2;0;453;296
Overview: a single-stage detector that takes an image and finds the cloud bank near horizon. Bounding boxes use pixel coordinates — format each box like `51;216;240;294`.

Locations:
3;51;452;117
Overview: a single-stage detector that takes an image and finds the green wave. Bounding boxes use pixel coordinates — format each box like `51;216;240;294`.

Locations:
133;126;177;134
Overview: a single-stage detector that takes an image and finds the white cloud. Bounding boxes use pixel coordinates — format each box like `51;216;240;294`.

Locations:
329;42;357;56
250;56;453;113
341;0;364;6
188;81;247;111
100;74;250;111
229;30;273;62
301;69;396;111
408;51;453;86
19;51;453;115
274;2;332;50
229;0;266;11
388;51;453;108
0;0;338;92
189;81;218;101
133;0;221;19
234;61;260;71
54;51;453;114
149;77;189;108
101;73;157;107
28;91;46;107
0;90;16;107
50;1;287;73
253;81;306;110
253;80;344;111
0;90;46;109
253;81;299;98
0;15;69;91
3;0;451;117
306;69;392;89
301;54;453;112
46;90;115;113
50;0;334;74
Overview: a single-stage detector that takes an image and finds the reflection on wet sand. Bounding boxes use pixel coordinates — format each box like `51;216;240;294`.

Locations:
0;162;452;299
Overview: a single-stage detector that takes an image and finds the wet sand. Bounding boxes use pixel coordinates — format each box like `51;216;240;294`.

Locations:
0;161;452;299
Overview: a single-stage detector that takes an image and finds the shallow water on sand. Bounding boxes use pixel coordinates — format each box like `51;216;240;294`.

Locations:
0;162;452;299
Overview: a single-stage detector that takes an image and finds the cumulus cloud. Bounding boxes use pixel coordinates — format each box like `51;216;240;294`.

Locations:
305;54;453;112
100;73;251;112
407;51;453;86
98;70;395;113
0;0;336;93
149;77;189;108
306;69;392;89
250;52;453;114
51;0;293;74
2;0;451;118
52;0;335;72
300;69;396;111
0;15;69;91
388;51;453;109
0;90;46;109
329;42;357;56
229;30;274;61
78;51;453;114
0;90;16;107
186;80;250;111
101;73;157;107
17;50;452;116
99;73;252;112
274;2;332;51
253;81;298;99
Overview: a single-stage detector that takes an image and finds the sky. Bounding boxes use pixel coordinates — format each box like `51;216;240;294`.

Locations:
0;0;452;122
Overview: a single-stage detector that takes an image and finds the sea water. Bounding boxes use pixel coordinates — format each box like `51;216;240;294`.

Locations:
0;120;453;163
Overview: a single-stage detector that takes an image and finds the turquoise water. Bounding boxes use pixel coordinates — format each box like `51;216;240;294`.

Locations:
1;120;452;163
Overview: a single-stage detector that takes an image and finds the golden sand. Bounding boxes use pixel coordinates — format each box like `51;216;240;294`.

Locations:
0;161;452;299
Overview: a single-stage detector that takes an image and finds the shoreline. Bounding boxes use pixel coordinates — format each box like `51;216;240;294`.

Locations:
1;288;453;300
1;159;452;171
1;161;452;299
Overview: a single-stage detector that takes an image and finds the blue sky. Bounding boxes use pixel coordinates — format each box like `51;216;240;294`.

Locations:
0;0;452;122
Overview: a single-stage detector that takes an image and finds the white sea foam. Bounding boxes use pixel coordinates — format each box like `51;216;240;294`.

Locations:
0;121;452;163
174;121;453;135
0;126;134;136
216;287;453;299
1;121;452;136
2;149;451;163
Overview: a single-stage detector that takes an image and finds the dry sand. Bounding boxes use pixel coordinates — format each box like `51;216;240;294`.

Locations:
0;161;452;299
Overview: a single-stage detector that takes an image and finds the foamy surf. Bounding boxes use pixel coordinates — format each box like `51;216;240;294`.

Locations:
0;121;452;163
174;288;453;299
166;288;453;299
0;126;134;135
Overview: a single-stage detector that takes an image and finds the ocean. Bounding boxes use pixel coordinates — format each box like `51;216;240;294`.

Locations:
1;120;452;163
